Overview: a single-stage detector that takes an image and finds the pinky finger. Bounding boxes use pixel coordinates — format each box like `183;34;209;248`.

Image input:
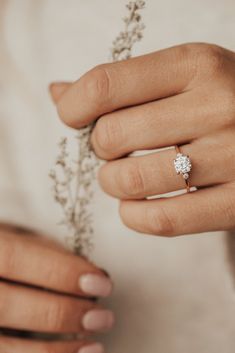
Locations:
119;183;235;236
0;336;104;353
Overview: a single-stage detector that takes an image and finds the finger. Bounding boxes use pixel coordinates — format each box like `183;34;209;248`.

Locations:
0;230;113;298
98;133;235;199
119;182;235;236
0;336;104;353
0;281;114;334
55;43;202;128
90;83;232;160
49;82;71;104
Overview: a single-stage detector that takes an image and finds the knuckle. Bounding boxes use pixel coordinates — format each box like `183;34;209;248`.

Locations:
145;206;175;236
196;43;225;77
174;43;226;86
118;162;145;198
44;301;67;332
221;185;235;229
85;65;111;112
175;42;195;59
168;43;195;79
171;43;225;87
173;43;204;66
215;142;235;178
94;116;123;157
222;88;235;125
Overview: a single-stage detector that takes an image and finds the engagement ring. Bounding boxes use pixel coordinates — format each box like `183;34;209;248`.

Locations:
174;146;192;193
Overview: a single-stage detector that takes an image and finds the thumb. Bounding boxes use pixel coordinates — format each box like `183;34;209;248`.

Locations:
49;82;71;104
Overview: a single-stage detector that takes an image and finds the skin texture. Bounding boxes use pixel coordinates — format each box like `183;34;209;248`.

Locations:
0;224;112;352
50;42;235;237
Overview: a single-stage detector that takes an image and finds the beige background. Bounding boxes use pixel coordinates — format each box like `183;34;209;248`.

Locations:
1;1;235;352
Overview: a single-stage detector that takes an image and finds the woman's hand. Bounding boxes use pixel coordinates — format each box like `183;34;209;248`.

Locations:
51;43;235;237
0;224;113;353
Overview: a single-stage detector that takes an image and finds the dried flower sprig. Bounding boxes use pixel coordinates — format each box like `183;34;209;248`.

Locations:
111;0;146;62
49;127;99;256
50;1;146;257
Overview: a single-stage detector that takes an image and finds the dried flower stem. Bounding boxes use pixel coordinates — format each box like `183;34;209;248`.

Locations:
112;1;145;61
49;128;98;256
50;1;146;256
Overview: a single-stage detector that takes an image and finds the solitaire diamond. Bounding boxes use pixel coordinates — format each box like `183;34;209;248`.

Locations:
174;153;192;178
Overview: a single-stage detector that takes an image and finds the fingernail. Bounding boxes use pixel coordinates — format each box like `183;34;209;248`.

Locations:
82;309;115;332
78;343;105;353
79;274;113;297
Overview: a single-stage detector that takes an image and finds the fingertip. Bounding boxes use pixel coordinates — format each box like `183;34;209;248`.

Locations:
49;82;71;104
78;342;105;353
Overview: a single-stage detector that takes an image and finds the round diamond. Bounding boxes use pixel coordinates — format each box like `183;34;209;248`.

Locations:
174;153;192;176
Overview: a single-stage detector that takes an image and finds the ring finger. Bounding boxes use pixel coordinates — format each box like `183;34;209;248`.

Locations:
98;129;235;199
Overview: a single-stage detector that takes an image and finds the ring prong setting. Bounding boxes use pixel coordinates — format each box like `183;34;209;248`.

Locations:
174;146;192;193
174;153;192;176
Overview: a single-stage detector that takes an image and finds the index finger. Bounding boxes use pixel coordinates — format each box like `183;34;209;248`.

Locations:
0;228;112;298
55;43;198;128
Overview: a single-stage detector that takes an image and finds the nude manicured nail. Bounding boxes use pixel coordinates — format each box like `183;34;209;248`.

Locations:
82;309;115;332
79;274;113;297
78;343;105;353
